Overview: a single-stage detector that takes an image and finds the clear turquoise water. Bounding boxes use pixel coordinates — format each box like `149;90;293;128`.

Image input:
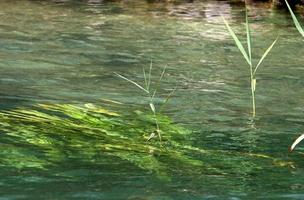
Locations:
1;0;304;199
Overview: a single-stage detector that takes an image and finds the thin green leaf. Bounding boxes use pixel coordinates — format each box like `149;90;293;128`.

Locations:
143;67;148;90
149;103;156;113
148;60;153;90
285;0;304;37
156;128;162;142
246;9;252;62
114;72;149;94
159;86;177;113
290;134;304;152
253;37;278;75
221;15;251;65
100;98;123;105
152;65;167;100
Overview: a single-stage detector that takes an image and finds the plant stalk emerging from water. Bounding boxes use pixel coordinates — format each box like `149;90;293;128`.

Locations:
222;9;278;118
115;62;176;142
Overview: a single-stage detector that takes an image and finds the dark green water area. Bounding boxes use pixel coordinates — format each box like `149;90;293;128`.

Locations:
1;0;304;199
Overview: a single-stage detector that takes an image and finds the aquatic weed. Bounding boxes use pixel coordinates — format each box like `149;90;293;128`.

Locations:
0;103;294;180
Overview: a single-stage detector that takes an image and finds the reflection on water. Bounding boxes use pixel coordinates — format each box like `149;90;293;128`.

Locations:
1;0;304;199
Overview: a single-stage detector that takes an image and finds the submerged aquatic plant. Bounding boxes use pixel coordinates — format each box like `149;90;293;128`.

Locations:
115;62;176;142
285;0;304;152
222;10;278;118
0;103;294;180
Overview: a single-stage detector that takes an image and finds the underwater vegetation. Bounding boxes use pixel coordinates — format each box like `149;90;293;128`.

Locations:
0;103;294;180
222;10;278;118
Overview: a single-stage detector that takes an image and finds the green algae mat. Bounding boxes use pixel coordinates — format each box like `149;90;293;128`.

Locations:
0;103;293;181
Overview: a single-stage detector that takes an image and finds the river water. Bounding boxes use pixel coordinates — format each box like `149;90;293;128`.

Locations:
1;0;304;199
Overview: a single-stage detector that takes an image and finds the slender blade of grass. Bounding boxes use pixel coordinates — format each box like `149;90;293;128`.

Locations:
143;67;148;90
148;60;153;90
152;65;167;100
221;15;251;65
253;37;278;75
114;72;149;94
246;9;252;62
100;98;123;105
149;103;156;113
285;0;304;37
290;134;304;152
159;86;177;113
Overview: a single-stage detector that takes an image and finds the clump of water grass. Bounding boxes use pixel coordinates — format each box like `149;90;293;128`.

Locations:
115;62;176;142
222;9;278;118
285;0;304;152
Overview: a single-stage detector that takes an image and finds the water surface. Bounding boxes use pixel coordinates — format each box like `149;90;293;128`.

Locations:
1;0;304;199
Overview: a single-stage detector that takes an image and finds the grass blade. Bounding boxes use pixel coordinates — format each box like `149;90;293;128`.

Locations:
100;98;123;105
290;134;304;152
159;86;177;113
253;37;278;75
285;0;304;37
222;15;251;65
246;9;252;62
149;103;156;113
143;67;148;90
152;65;167;100
148;60;153;90
115;72;149;94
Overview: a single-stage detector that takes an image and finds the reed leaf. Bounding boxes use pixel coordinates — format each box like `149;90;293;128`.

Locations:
114;72;149;94
159;86;177;113
149;103;156;113
222;16;251;65
148;60;153;90
246;9;252;62
285;0;304;37
143;67;148;90
290;134;304;152
152;65;167;100
100;98;123;105
253;37;278;75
